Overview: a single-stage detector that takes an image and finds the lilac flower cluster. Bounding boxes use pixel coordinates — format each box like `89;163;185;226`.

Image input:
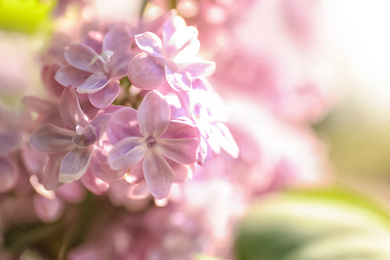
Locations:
0;1;333;259
24;11;237;202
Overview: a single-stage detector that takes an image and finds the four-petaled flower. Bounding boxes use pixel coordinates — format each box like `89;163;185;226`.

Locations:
128;13;216;92
55;26;132;109
29;88;124;192
107;90;200;199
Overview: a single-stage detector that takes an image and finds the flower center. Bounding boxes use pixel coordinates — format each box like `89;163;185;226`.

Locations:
72;125;97;148
146;136;157;148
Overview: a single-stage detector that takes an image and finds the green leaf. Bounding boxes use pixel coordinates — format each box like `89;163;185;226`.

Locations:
235;188;390;260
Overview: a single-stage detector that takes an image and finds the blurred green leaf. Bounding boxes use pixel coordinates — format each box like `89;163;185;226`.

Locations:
0;0;55;33
235;189;390;260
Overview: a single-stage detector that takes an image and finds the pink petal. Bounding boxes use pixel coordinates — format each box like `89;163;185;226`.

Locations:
30;124;74;154
59;87;89;128
64;43;105;73
90;146;125;182
165;158;194;183
165;66;192;92
0;131;22;155
183;59;216;78
135;32;163;58
0;156;19;192
55;65;91;87
143;150;174;199
166;26;199;60
33;194;64;223
21;144;48;176
127;160;144;184
213;122;239;158
103;25;131;54
108;137;146;170
130;180;150;199
106;107;141;144
81;169;109;195
83;31;103;54
158;138;199;164
41;63;65;99
90;113;111;139
137;90;170;137
55;181;86;203
88;81;120;109
160;120;200;139
76;74;110;94
162;14;187;47
110;53;133;78
127;53;165;90
59;147;92;183
43;153;66;190
174;38;200;65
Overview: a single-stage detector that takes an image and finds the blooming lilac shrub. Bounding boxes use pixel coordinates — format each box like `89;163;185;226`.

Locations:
0;1;333;259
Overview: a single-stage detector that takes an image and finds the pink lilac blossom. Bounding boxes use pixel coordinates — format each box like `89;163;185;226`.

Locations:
55;25;132;108
128;12;215;92
29;87;124;192
107;90;200;199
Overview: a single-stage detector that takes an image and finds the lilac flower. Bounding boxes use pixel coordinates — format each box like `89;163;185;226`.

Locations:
55;25;132;108
29;87;124;192
128;13;216;92
173;79;239;164
107;90;200;199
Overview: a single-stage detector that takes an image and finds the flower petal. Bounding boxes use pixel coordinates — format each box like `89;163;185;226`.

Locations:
130;180;150;199
162;14;187;47
135;32;163;58
183;59;216;78
160;120;200;139
212;122;239;158
30;124;74;154
83;30;103;54
127;160;144;184
103;25;131;54
106;107;141;144
166;26;199;60
127;53;166;90
88;81;120;109
0;156;18;192
80;168;109;195
143;149;174;199
59;147;92;183
90;146;126;182
165;157;194;183
54;65;91;87
59;87;89;128
158;138;199;164
76;74;110;94
42;63;66;99
43;152;66;190
64;43;105;73
33;194;64;223
108;137;146;170
137;90;171;137
110;53;133;78
165;65;192;92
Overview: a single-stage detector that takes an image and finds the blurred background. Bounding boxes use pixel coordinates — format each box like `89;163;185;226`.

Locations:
2;0;390;259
